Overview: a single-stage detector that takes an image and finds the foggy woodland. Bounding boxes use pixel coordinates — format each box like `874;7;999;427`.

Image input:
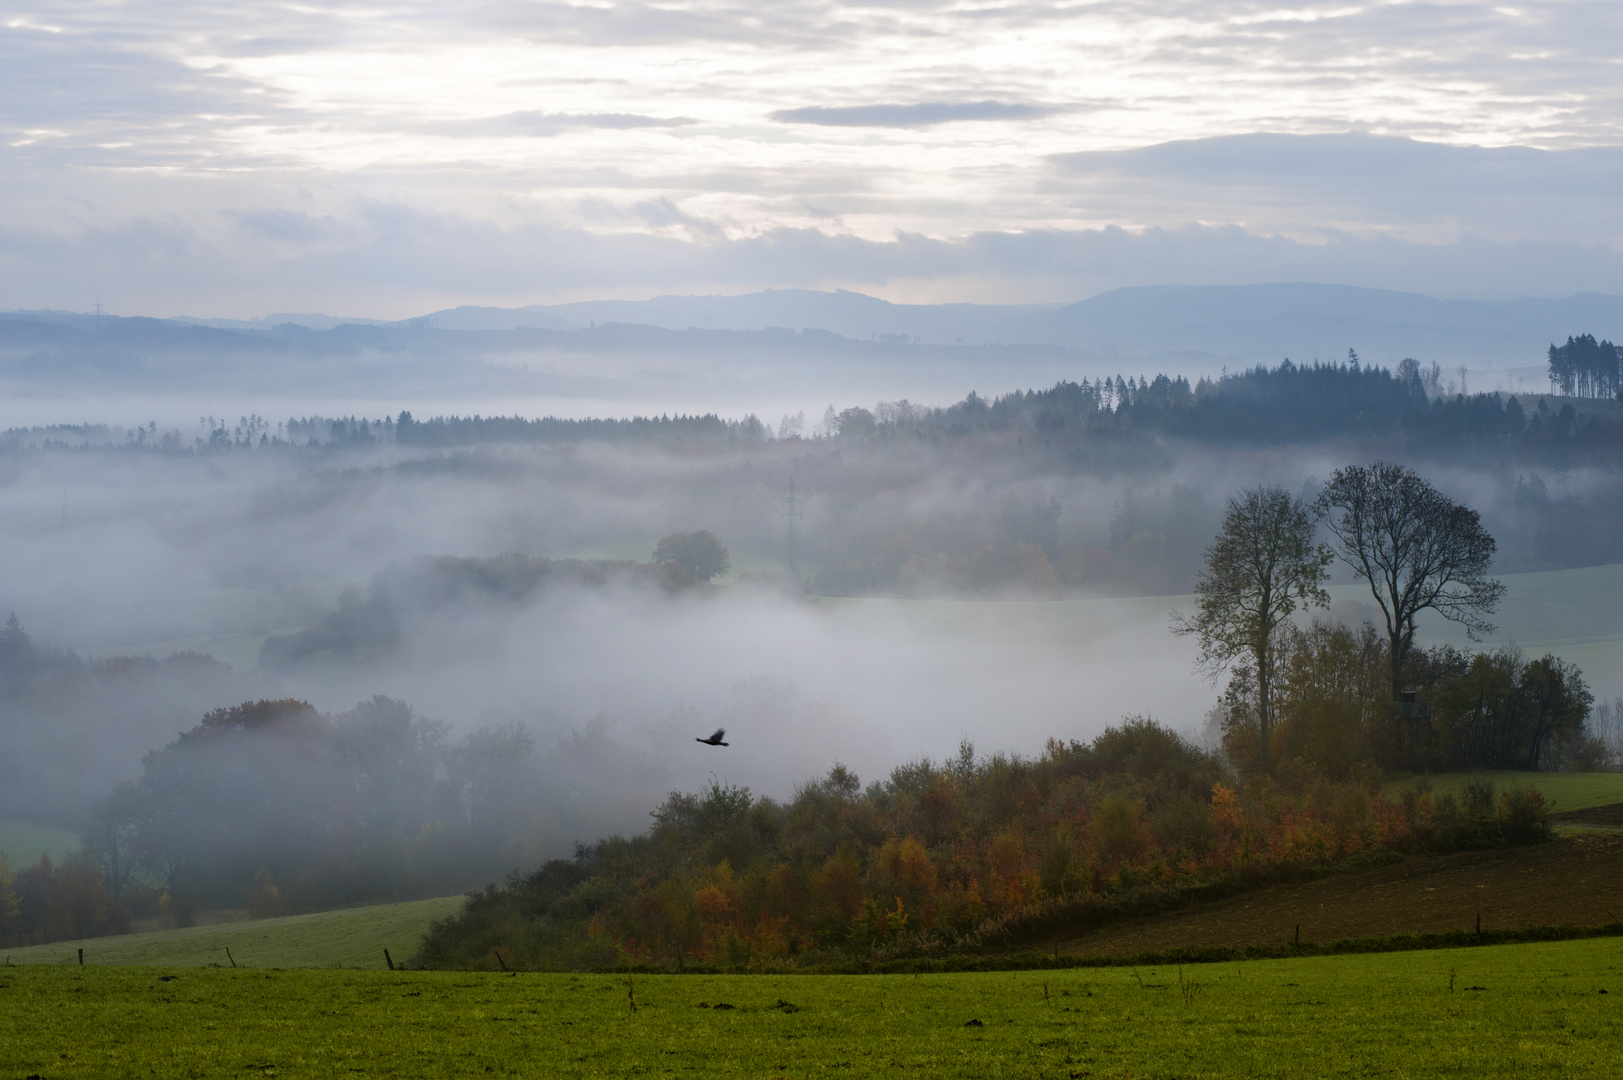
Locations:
3;337;1623;947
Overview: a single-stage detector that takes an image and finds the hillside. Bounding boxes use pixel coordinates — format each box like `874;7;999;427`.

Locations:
1001;283;1623;369
1046;832;1623;959
2;896;462;968
0;819;80;866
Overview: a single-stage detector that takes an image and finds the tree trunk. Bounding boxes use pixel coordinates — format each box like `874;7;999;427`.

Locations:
1390;636;1404;703
1390;632;1405;759
1257;648;1271;778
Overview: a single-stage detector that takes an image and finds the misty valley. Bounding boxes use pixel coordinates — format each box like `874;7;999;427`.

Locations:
3;352;1623;971
14;2;1623;1072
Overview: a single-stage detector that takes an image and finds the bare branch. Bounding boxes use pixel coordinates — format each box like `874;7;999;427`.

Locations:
1315;462;1502;697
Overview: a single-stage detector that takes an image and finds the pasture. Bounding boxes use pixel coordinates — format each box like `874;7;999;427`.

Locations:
1382;772;1623;814
2;896;463;969
0;818;80;866
3;937;1620;1078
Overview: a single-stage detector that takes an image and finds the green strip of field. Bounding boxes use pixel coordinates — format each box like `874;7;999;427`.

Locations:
0;818;80;866
2;937;1619;1078
1382;771;1623;813
3;895;464;969
1397;562;1623;692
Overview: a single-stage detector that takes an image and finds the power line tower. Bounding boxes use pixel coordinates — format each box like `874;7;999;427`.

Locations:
783;476;803;582
92;300;104;333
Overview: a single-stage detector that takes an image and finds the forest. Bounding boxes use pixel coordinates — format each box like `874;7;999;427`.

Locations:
1547;333;1622;399
5;355;1622;466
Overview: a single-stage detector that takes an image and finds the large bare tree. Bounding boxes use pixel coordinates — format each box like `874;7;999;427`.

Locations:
1314;462;1505;700
1174;486;1331;776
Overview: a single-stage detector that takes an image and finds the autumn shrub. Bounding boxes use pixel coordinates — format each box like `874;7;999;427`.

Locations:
415;717;1554;971
0;853;129;947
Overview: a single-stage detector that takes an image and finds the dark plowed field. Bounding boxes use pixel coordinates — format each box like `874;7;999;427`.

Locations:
1556;801;1623;827
1057;832;1623;957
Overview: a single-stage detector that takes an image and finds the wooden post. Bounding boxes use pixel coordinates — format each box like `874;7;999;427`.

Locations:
1476;913;1481;935
226;947;236;968
1293;925;1300;947
78;949;84;966
495;950;508;972
384;949;395;971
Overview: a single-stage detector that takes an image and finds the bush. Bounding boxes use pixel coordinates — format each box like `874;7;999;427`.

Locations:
1397;778;1550;851
415;720;1535;971
0;853;129;947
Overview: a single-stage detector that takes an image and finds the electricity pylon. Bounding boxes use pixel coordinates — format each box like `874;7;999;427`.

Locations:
783;477;803;582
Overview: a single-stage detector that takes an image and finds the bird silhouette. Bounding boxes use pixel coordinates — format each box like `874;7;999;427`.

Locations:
696;728;729;746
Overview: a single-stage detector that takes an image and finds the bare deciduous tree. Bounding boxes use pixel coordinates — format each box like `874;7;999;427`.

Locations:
1173;486;1330;776
1315;462;1505;700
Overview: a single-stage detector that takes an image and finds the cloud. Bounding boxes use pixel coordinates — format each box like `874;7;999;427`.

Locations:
632;196;724;236
1051;133;1623;196
1045;133;1623;245
225;209;346;245
9;190;1623;317
771;101;1056;128
6;2;1623;311
430;112;697;138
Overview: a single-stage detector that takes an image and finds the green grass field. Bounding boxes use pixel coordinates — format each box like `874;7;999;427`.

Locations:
3;895;464;969
1382;772;1623;813
2;937;1619;1077
0;818;81;866
1392;562;1623;692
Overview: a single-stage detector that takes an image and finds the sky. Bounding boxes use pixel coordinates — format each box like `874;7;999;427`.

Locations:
4;1;1623;316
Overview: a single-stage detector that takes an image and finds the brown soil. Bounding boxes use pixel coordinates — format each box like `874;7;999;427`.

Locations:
1555;801;1623;827
1055;832;1623;957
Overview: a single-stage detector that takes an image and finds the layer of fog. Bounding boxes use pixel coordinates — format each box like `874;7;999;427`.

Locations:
3;426;1617;855
0;435;1235;845
280;584;1209;842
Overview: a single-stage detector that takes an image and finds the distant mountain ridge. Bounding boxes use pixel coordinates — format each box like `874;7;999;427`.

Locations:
6;284;1623;373
414;289;1060;344
1003;284;1623;370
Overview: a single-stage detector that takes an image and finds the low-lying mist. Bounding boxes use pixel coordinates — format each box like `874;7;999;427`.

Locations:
4;364;1621;904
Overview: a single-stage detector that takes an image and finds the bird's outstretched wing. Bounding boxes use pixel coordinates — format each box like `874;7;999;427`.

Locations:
695;727;729;745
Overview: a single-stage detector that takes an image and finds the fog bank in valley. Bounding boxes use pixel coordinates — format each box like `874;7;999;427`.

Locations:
4;362;1621;890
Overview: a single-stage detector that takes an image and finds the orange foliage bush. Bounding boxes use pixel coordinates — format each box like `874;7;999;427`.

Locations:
418;718;1551;970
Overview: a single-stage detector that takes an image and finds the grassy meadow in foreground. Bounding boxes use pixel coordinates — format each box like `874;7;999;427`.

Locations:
2;896;463;969
4;937;1621;1078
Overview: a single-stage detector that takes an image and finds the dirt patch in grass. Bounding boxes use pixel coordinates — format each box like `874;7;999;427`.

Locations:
1056;833;1623;958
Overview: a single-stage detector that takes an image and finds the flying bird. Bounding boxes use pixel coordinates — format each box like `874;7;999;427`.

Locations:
696;728;729;747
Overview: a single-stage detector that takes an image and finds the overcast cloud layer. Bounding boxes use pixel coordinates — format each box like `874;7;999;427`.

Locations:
4;1;1623;314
